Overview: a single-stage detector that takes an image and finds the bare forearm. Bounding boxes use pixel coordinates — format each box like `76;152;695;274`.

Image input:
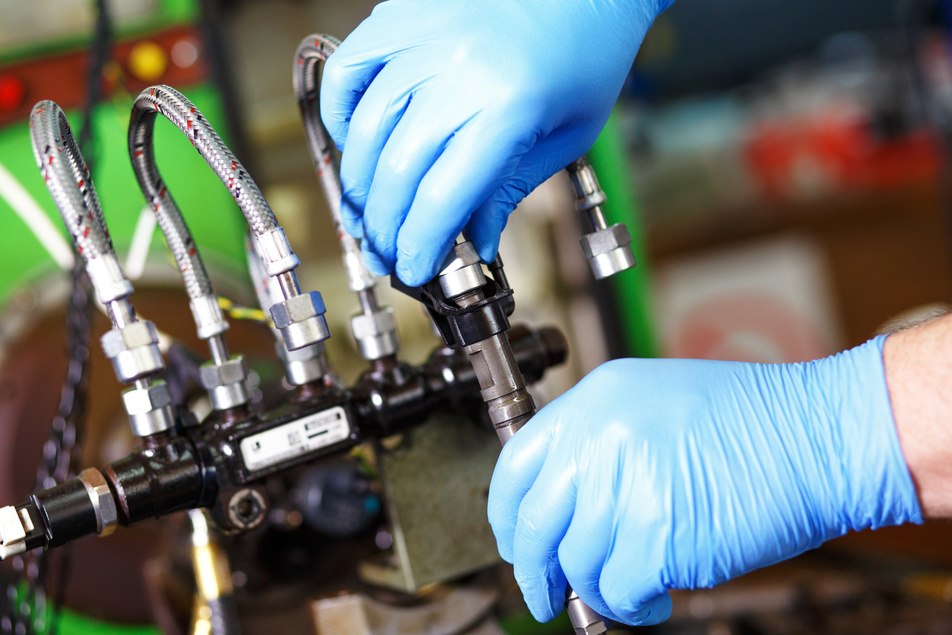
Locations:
885;312;952;518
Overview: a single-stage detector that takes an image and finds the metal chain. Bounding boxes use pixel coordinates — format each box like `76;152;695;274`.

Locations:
3;0;108;629
3;261;93;635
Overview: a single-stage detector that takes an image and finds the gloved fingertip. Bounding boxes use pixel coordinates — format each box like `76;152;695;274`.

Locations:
362;246;391;277
524;594;559;624
474;233;500;264
621;593;672;627
395;259;432;287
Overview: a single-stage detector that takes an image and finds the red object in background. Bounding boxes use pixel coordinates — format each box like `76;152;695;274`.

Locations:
0;24;206;128
0;74;25;114
744;106;943;202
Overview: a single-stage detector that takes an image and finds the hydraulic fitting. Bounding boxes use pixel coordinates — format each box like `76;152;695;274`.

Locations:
101;320;164;382
351;307;398;361
438;241;486;300
277;342;330;386
0;505;32;559
566;157;636;280
579;224;635;281
122;380;175;436
85;253;135;304
270;291;331;351
255;227;300;277
189;294;229;340
77;468;118;537
200;356;250;411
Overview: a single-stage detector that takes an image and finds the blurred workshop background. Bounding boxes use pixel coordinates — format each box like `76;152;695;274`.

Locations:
2;0;952;634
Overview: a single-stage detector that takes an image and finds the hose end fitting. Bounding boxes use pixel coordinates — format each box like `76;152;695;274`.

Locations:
101;320;165;382
270;291;331;350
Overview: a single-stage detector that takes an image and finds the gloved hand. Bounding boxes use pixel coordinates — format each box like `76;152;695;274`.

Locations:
488;336;922;626
321;0;671;285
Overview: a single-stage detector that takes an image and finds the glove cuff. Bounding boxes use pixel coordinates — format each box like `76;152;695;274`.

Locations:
821;335;923;532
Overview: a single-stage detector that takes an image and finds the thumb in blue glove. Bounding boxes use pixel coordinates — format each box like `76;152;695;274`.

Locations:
320;0;672;285
487;336;922;626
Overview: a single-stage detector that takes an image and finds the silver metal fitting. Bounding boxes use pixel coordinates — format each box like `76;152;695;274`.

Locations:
566;157;637;280
277;342;329;386
101;320;165;382
567;160;607;212
0;505;32;560
86;253;134;304
270;291;331;350
438;241;486;300
199;356;250;410
567;592;609;635
189;294;229;340
121;380;175;436
579;224;636;280
351;307;398;360
78;468;118;536
255;228;300;276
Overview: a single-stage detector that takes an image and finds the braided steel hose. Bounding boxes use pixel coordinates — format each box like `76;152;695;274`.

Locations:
293;34;374;295
129;86;302;283
294;35;397;361
30;102;133;314
31;101;174;438
30;103;115;267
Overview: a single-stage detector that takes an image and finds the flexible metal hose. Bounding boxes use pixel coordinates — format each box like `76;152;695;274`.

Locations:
293;34;375;294
30;102;114;262
128;86;259;306
30;102;135;317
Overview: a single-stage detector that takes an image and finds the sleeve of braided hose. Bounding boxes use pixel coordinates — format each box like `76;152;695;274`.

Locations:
294;35;375;294
30;101;133;304
30;101;113;262
131;86;303;280
127;96;224;339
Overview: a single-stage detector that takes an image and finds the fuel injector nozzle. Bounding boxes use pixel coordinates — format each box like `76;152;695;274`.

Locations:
393;240;609;635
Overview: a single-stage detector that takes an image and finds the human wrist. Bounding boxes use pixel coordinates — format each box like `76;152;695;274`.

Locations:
884;314;952;518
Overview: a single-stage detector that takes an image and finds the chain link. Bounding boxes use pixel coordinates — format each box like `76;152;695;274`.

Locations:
3;262;93;635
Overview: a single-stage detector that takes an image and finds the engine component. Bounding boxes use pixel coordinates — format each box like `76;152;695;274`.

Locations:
394;240;609;634
567;156;636;281
29;101;175;438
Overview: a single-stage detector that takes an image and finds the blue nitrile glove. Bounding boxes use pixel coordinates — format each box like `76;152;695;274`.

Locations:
321;0;672;285
488;336;922;626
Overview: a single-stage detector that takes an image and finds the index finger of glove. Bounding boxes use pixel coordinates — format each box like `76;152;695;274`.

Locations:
488;406;558;563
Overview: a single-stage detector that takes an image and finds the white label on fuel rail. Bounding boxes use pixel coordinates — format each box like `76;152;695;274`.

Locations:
240;406;351;472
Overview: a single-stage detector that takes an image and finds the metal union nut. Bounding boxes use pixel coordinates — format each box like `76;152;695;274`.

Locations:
579;224;631;258
271;292;331;350
101;320;164;381
122;382;172;414
270;292;326;328
78;468;118;536
101;320;159;357
199;357;247;389
351;307;396;339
